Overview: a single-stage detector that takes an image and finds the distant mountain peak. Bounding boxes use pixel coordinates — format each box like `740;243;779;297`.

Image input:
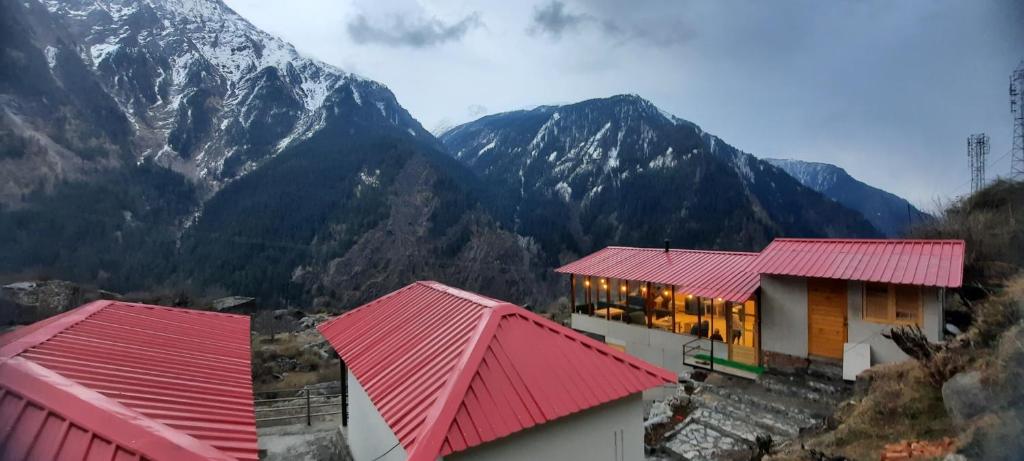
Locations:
440;95;879;258
764;158;844;191
765;158;930;236
21;0;422;192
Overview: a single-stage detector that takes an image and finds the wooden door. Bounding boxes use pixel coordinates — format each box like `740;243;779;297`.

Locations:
807;278;847;359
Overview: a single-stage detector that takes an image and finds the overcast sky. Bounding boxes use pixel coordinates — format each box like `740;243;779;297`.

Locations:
224;0;1023;210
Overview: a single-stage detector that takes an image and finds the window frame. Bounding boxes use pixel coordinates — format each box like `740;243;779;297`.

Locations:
861;282;923;326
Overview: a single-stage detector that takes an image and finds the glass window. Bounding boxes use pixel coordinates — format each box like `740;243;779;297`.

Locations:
709;298;727;342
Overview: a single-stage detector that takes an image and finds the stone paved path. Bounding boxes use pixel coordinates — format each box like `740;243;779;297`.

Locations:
650;366;852;460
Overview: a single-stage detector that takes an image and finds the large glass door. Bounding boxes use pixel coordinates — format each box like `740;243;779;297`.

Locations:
728;300;759;365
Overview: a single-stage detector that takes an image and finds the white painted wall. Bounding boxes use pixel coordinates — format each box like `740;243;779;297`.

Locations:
845;282;944;365
444;393;645;461
346;370;407;461
760;275;809;358
572;313;723;399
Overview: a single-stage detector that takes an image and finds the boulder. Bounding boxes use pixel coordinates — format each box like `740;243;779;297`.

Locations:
941;371;988;425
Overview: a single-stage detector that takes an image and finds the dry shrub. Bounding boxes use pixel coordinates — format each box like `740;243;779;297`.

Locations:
884;274;1024;390
297;348;324;371
968;274;1024;348
912;180;1024;288
979;322;1024;410
799;362;953;460
884;325;966;388
258;366;340;393
276;341;301;358
251;329;338;391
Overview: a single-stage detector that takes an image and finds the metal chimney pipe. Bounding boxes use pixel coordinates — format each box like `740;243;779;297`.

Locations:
664;239;670;253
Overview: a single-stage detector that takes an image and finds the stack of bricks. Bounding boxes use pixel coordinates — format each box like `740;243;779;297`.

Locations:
880;437;956;460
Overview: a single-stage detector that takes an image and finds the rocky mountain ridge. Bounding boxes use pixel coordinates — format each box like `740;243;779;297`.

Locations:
765;158;931;236
4;0;432;204
441;95;880;264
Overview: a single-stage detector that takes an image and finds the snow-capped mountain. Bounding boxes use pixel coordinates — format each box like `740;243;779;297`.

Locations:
764;158;841;192
765;158;931;236
4;0;432;200
0;0;554;308
441;95;880;261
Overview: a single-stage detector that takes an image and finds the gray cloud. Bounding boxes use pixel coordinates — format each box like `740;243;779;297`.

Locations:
227;0;1021;207
347;12;482;48
529;0;590;38
528;0;692;46
466;104;488;118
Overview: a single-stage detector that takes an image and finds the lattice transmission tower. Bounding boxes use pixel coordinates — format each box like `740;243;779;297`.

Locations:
1011;61;1024;178
968;133;989;193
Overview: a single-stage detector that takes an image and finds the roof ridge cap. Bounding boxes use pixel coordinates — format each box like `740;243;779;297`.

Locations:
0;299;114;362
406;306;503;461
606;246;759;255
320;283;421;331
772;237;965;243
114;301;252;319
415;281;507;307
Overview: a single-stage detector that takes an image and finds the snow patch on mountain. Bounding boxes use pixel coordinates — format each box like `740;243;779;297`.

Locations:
765;158;840;191
529;112;560;150
43;45;58;68
36;0;424;192
555;181;572;203
649;147;676;169
478;139;497;158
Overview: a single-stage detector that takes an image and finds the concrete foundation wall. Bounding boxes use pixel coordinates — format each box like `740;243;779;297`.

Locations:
346;370;406;461
760;276;809;358
445;393;645;461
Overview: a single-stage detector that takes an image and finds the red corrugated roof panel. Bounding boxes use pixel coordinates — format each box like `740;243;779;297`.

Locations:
0;300;257;461
754;238;965;288
554;247;761;302
317;281;675;461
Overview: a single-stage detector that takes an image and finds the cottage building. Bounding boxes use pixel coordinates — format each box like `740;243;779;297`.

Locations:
0;300;258;460
318;281;676;461
559;238;964;382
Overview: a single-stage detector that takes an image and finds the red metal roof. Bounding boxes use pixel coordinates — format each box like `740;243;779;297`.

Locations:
0;300;258;461
554;246;761;302
318;281;675;461
754;238;965;288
